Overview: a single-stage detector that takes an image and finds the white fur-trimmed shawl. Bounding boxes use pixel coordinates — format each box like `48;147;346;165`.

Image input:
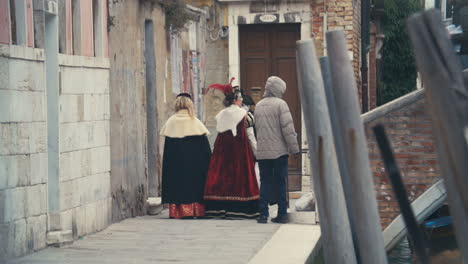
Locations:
215;105;247;137
160;110;210;138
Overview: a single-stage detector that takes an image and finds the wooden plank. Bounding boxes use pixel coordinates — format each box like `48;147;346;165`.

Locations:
296;39;357;264
407;9;468;263
326;30;388;264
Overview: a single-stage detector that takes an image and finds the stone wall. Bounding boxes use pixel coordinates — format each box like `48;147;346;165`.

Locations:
108;1;195;221
0;43;112;260
57;55;111;239
363;90;441;229
0;46;48;260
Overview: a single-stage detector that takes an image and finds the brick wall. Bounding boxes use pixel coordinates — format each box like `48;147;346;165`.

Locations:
363;90;441;229
311;0;362;105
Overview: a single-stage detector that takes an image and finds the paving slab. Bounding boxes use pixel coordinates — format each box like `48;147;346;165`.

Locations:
249;224;321;264
7;210;280;264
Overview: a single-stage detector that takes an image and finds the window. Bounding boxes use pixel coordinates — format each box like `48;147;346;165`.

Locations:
93;0;102;57
9;0;16;45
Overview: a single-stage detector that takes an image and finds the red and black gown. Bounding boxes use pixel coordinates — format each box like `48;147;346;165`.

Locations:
161;110;212;219
203;118;260;219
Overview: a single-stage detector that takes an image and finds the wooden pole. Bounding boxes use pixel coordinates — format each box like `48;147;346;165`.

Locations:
320;56;361;262
326;30;388;264
407;9;468;263
296;39;357;264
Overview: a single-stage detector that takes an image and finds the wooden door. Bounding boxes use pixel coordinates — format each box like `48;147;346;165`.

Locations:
239;24;302;191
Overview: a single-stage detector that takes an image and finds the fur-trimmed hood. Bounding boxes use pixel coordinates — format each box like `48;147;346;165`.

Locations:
215;105;247;136
160;110;210;138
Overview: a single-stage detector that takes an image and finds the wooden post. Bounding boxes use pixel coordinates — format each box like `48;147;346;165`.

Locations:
320;56;361;261
296;39;357;264
326;30;388;264
407;9;468;263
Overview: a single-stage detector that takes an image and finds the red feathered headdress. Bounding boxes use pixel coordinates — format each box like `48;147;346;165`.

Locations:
206;77;235;95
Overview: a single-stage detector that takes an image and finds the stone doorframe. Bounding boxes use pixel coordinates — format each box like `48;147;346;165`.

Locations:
227;2;313;193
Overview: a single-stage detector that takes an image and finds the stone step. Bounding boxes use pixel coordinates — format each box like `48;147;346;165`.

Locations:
288;211;317;225
267;199;318;225
146;197;163;215
46;230;73;247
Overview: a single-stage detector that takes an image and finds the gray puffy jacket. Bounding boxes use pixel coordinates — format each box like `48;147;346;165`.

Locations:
254;76;299;160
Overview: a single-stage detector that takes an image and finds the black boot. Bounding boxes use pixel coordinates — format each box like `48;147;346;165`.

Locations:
257;215;268;224
271;214;289;224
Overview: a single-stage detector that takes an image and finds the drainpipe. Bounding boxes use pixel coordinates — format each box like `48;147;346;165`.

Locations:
323;0;328;56
372;0;385;106
361;0;371;113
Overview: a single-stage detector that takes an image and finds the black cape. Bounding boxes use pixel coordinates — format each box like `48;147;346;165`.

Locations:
161;135;212;204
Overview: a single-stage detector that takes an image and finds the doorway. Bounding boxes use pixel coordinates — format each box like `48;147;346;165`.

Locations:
239;23;302;191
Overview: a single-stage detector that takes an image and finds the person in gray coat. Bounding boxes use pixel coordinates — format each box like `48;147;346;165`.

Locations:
254;76;300;224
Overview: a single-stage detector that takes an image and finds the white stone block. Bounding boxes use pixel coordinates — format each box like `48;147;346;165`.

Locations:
60;150;83;182
73;205;86;238
60;121;109;152
46;230;73;246
0;90;46;123
26;184;47;217
89;146;111;175
84;202;97;234
101;172;111;199
0;56;9;91
79;172;109;205
2;123;47;156
0;157;7;190
26;214;47;251
95;199;109;231
84;94;110;121
28;123;47;154
9;59;45;92
78;175;91;205
60;94;84;123
30;153;47;185
12;218;27;257
147;197;163;215
59;209;73;232
60;67;109;95
295;193;316;212
3;187;27;222
0;123;45;156
0;222;10;260
16;154;31;187
0;155;17;189
60;179;81;211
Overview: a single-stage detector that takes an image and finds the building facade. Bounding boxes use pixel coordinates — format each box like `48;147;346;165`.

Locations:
1;0;111;260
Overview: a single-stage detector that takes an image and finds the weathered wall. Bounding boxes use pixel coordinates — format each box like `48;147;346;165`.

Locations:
0;0;112;260
0;48;111;261
57;55;111;239
363;90;441;229
0;46;48;260
108;1;172;221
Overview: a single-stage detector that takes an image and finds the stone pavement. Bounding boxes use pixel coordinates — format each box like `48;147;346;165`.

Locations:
7;210;280;264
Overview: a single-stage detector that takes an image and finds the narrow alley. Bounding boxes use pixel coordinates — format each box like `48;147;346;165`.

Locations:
6;210;320;264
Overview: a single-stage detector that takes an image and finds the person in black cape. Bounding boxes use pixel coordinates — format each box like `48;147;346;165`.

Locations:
160;93;212;219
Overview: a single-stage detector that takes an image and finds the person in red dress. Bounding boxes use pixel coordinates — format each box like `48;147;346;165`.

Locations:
203;78;259;219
